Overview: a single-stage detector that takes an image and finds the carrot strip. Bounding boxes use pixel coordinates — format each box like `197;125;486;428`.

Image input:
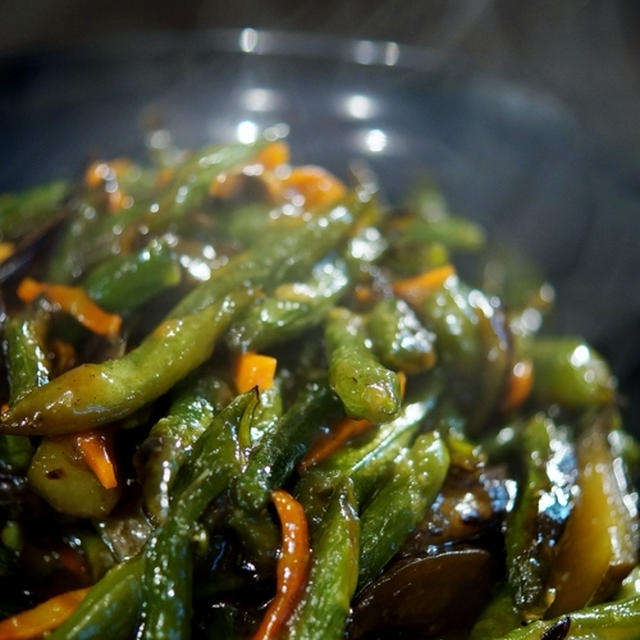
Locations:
17;278;122;338
251;490;310;640
50;340;77;376
209;171;243;199
397;371;407;401
283;166;347;209
0;243;15;263
256;141;291;170
299;417;374;472
392;264;457;308
500;359;534;412
76;430;118;489
234;352;277;394
0;587;89;640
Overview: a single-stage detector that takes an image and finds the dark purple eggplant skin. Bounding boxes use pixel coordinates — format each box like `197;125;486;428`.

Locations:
400;464;513;554
349;547;498;639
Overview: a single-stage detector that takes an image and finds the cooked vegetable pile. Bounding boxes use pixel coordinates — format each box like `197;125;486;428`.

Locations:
0;135;638;640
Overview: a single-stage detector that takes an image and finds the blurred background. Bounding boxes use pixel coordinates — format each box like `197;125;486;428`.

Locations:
1;0;639;148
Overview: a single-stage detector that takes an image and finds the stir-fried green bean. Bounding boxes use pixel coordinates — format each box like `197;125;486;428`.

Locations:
0;136;637;640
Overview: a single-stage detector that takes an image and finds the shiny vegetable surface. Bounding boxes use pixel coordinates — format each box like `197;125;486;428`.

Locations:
0;135;637;640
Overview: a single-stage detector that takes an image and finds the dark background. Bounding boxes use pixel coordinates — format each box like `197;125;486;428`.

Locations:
1;0;639;148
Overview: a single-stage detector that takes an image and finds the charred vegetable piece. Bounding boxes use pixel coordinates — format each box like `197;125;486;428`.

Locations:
325;307;403;423
505;414;578;622
285;480;360;640
0;287;257;435
357;430;449;589
547;408;639;616
350;547;497;639
82;236;181;313
137;374;233;524
528;337;616;408
400;465;513;553
226;257;350;352
366;298;436;374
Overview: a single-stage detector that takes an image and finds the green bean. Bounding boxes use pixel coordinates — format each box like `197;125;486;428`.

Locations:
0;286;257;435
83;236;181;313
494;596;640;639
469;584;522;640
319;376;443;502
367;297;436;374
506;414;577;621
3;308;50;404
48;142;261;283
286;480;360;640
238;379;283;450
0;180;68;242
527;337;616;408
234;381;341;512
170;203;356;318
48;555;144;640
393;216;486;251
325;307;402;423
226;256;351;352
222;202;304;244
138;374;233;524
0;309;50;471
418;275;510;431
357;430;449;589
142;392;255;640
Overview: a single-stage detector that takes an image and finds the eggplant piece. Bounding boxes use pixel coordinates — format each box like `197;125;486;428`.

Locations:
400;465;514;554
349;547;498;638
547;407;639;616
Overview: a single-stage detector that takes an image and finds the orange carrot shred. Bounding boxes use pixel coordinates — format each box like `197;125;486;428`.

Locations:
251;490;310;640
299;417;374;472
0;243;15;263
50;340;77;376
255;141;291;170
234;352;277;394
392;264;457;308
397;371;407;401
501;359;534;412
76;430;118;490
0;587;89;640
283;166;347;209
209;171;243;199
17;278;122;338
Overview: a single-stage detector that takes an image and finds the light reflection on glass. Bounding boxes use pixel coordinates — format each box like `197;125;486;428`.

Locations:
239;28;258;53
242;88;282;112
364;128;387;153
353;40;376;65
236;120;259;144
344;94;376;120
384;42;400;66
